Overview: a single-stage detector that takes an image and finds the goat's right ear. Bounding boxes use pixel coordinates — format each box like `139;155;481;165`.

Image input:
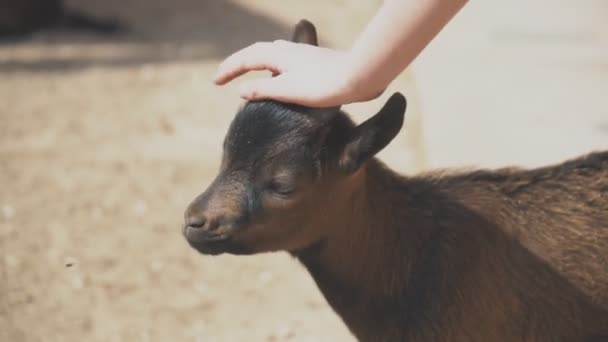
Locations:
291;19;318;46
338;93;407;174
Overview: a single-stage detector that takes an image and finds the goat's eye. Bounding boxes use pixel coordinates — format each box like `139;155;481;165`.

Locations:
266;179;295;196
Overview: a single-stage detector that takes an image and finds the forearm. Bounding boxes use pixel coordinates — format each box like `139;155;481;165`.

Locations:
347;0;468;99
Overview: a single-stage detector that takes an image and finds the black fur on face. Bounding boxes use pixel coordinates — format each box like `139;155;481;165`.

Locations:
182;100;350;255
222;100;340;178
182;17;406;256
183;93;406;255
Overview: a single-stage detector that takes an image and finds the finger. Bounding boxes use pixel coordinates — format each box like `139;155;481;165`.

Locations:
214;42;283;85
238;76;336;107
239;76;300;103
216;65;280;86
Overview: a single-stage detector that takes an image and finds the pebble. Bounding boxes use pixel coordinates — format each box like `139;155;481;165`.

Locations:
2;205;15;220
64;256;78;268
132;199;148;216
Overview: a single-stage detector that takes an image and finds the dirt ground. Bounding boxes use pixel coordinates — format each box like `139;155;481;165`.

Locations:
0;1;423;341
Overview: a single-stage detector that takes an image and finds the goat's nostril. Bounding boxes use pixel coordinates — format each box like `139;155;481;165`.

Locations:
186;216;206;229
185;215;223;233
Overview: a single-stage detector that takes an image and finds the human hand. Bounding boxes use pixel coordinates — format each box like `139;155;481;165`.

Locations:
214;0;468;108
214;40;378;108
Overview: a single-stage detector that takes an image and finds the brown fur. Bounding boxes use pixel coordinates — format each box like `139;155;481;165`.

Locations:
293;152;608;341
183;20;608;341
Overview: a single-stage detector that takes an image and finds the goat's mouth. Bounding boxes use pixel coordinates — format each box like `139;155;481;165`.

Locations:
182;225;251;255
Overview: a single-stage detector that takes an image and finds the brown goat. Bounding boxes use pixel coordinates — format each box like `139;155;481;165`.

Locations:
183;20;608;341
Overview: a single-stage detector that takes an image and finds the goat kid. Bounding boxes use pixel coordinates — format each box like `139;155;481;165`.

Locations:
183;20;608;342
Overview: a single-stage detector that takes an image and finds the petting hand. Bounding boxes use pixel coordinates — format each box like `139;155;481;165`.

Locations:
214;40;376;108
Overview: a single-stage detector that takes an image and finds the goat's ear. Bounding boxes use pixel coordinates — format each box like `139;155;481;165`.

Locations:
338;93;407;173
291;19;318;46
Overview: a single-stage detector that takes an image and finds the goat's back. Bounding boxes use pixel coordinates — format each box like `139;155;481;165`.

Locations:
436;151;608;309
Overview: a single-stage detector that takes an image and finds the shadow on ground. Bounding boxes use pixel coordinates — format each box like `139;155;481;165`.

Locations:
0;0;291;73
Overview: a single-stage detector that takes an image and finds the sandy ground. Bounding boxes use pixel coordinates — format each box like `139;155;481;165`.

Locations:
0;1;423;341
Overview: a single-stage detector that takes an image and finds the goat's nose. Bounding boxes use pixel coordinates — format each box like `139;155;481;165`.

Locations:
184;215;220;232
183;214;224;243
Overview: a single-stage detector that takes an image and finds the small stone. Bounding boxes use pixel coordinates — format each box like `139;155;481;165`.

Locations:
132;200;147;216
2;205;15;220
64;256;78;268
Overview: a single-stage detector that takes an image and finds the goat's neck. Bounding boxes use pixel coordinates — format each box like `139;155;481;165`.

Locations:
294;160;425;335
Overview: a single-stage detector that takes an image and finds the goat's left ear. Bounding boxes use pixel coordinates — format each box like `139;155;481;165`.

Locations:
291;19;318;46
338;93;407;173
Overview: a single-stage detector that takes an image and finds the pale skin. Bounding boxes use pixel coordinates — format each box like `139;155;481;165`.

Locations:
214;0;469;108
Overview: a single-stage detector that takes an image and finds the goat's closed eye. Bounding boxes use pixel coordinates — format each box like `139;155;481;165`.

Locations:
266;179;296;196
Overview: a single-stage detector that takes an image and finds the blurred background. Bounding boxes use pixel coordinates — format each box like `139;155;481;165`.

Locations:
0;0;606;341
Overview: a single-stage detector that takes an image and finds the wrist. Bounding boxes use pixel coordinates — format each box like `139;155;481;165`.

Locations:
341;52;386;104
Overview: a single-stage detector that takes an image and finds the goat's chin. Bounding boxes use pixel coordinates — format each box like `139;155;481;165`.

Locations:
187;239;254;256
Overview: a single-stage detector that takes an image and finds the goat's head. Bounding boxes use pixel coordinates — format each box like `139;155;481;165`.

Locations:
183;20;407;255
